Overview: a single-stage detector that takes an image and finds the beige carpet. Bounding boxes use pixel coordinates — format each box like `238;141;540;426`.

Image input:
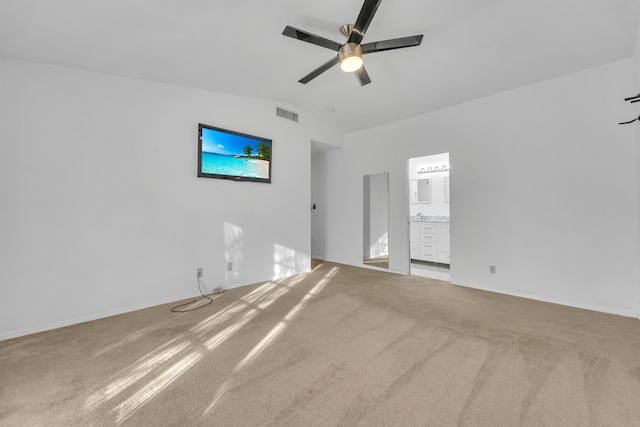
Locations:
1;260;640;426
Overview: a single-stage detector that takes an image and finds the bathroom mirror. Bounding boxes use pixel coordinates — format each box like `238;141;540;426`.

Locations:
363;173;389;269
410;178;431;203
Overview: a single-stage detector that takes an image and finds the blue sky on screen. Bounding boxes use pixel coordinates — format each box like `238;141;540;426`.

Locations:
201;127;266;156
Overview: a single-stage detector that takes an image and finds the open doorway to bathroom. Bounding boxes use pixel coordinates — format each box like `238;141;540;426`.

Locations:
408;153;450;281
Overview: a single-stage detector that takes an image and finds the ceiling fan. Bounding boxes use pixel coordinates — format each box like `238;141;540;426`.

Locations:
282;0;423;86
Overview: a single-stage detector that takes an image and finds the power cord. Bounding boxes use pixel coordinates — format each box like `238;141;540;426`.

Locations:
171;277;219;313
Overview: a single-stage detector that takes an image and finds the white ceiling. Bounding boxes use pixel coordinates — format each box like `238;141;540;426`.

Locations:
1;0;639;133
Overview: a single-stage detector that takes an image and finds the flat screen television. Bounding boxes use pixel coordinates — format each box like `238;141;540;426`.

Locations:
198;123;272;183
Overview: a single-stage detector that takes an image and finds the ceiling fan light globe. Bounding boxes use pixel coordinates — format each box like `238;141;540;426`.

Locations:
339;42;363;72
340;56;363;72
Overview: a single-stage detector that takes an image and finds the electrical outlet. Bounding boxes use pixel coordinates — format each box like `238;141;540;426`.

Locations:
197;268;203;278
489;265;496;274
227;262;233;272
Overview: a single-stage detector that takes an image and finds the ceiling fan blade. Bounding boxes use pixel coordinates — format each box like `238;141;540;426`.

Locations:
299;56;340;84
361;35;423;54
354;66;372;86
283;26;342;51
348;0;382;44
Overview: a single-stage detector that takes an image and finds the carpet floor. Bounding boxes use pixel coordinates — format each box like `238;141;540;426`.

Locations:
1;260;640;426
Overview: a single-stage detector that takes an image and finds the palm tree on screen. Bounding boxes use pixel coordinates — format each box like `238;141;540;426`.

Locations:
257;142;269;160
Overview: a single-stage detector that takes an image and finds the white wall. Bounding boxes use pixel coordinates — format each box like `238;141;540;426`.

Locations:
0;58;342;340
318;58;639;317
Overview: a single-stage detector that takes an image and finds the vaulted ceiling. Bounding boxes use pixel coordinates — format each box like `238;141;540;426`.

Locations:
1;0;639;133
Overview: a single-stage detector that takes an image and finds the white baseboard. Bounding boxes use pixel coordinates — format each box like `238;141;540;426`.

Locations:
0;278;291;342
0;291;200;342
451;281;638;319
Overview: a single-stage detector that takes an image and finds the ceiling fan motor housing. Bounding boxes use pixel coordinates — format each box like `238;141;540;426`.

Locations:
338;42;364;72
339;42;363;62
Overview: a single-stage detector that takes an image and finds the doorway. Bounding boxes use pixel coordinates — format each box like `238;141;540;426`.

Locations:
408;153;450;281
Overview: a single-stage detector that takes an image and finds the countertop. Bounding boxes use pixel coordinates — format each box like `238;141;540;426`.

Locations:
410;215;450;223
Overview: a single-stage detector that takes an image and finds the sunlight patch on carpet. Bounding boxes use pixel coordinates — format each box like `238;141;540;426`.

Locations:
86;268;319;422
203;275;304;351
235;267;337;371
114;350;203;424
190;281;279;336
94;324;164;357
202;267;338;416
202;378;234;416
85;337;189;410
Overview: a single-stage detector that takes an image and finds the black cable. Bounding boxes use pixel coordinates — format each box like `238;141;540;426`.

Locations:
170;277;215;313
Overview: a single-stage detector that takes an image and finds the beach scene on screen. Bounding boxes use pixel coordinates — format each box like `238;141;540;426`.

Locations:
200;128;270;179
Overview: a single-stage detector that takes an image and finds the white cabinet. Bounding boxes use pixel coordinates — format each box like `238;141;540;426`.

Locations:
410;223;420;259
418;223;437;262
410;221;450;265
437;224;450;264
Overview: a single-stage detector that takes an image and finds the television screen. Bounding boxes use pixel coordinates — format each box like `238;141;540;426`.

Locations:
198;124;272;183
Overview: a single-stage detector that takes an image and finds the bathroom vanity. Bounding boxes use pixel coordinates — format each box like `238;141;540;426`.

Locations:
409;216;450;264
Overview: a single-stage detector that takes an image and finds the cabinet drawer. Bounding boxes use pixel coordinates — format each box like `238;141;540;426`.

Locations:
419;224;437;233
420;232;436;243
420;243;436;260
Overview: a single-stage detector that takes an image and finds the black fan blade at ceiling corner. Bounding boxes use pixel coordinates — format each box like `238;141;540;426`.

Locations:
298;56;340;84
361;35;423;54
348;0;382;44
282;26;341;51
354;66;372;86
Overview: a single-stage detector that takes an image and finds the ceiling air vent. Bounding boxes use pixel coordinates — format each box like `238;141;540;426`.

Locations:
276;107;299;123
